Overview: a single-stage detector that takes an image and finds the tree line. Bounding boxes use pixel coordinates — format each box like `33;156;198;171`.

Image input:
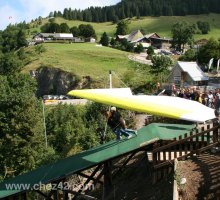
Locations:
0;23;107;181
41;21;96;39
49;0;220;23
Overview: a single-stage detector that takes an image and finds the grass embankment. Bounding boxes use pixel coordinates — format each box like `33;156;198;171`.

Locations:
23;43;141;87
30;13;220;40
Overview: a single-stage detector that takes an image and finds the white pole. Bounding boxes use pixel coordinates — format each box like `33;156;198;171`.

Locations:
102;71;112;143
208;58;214;71
217;59;220;75
109;70;112;89
42;100;48;148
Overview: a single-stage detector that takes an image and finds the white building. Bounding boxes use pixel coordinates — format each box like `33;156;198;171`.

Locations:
169;61;209;87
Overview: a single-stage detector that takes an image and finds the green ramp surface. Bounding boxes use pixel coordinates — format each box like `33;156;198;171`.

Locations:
0;123;194;198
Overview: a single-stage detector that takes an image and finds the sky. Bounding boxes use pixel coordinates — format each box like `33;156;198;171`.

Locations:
0;0;120;30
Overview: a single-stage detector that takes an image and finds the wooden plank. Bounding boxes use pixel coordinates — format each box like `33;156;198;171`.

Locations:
158;151;161;162
184;133;188;157
190;132;193;151
153;152;157;165
113;151;137;177
201;127;205;148
177;142;220;161
63;191;69;200
154;142;220;169
163;151;166;161
213;127;219;143
152;126;218;153
154;160;174;169
35;190;52;199
195;128;199;151
207;124;210;144
77;172;103;185
179;135;182;157
173;138;177;159
168;150;171;160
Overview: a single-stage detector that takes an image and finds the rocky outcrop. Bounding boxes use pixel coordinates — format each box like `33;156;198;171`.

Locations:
35;67;81;97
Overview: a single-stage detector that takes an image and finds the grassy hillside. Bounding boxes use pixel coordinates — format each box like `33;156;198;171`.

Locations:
30;14;220;40
24;43;140;87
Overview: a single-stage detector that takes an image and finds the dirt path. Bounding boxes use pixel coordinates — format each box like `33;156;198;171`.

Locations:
177;152;220;199
128;53;152;65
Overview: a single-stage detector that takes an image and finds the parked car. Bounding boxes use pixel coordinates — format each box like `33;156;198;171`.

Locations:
160;49;172;55
58;95;69;100
43;95;53;100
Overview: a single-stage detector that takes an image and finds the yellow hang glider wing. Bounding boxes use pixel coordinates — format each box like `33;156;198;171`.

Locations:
68;88;216;123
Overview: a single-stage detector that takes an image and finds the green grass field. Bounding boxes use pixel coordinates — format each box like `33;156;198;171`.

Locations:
25;14;220;87
24;43;139;87
31;13;220;40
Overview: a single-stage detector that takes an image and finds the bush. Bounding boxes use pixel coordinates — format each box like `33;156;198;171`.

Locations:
135;43;144;53
197;21;210;34
179;49;197;61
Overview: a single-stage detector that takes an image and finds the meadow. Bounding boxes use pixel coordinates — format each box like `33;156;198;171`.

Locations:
31;13;220;40
24;43;141;87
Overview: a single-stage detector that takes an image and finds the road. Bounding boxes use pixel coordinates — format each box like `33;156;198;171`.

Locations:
128;53;152;65
44;99;89;105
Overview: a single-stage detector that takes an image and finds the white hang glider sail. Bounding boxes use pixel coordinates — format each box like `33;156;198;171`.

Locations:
68;88;216;123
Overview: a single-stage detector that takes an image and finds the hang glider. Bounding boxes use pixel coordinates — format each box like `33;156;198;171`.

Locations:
68;88;216;123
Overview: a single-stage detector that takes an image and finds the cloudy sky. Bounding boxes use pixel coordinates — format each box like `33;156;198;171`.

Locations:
0;0;120;30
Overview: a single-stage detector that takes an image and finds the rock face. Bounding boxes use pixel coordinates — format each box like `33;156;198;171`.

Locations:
35;67;80;97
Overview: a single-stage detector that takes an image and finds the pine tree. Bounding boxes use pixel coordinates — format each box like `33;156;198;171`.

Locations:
63;8;69;19
100;32;109;46
136;7;140;19
54;11;57;17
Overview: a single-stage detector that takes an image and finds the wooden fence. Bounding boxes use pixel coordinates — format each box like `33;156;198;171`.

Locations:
151;123;220;183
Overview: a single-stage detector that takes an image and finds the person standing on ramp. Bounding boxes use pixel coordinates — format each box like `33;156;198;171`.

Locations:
106;107;137;140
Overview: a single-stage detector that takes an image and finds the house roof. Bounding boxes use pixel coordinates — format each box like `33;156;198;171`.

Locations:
130;36;151;44
56;33;73;38
145;33;160;39
127;30;144;42
0;123;194;198
117;35;128;39
177;61;209;81
34;33;73;39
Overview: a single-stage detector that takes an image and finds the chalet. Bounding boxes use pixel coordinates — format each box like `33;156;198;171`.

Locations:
169;61;209;87
33;33;74;42
85;37;96;43
73;37;84;43
116;30;172;49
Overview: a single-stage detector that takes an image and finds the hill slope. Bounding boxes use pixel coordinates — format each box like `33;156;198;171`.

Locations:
31;14;220;40
24;43;140;87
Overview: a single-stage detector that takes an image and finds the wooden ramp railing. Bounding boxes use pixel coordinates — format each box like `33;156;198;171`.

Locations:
151;123;220;183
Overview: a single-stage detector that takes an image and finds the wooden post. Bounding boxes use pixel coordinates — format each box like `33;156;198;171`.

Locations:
207;124;210;145
201;127;205;148
21;193;27;200
184;133;188;158
103;161;112;199
190;132;193;151
195;129;199;152
174;138;177;159
213;124;219;143
63;191;69;200
179;135;182;157
53;190;58;200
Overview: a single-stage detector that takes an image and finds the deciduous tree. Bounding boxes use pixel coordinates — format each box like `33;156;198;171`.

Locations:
0;74;55;179
151;55;173;76
171;21;196;51
115;20;130;35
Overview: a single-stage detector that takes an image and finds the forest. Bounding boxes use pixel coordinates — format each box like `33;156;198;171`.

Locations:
49;0;220;23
